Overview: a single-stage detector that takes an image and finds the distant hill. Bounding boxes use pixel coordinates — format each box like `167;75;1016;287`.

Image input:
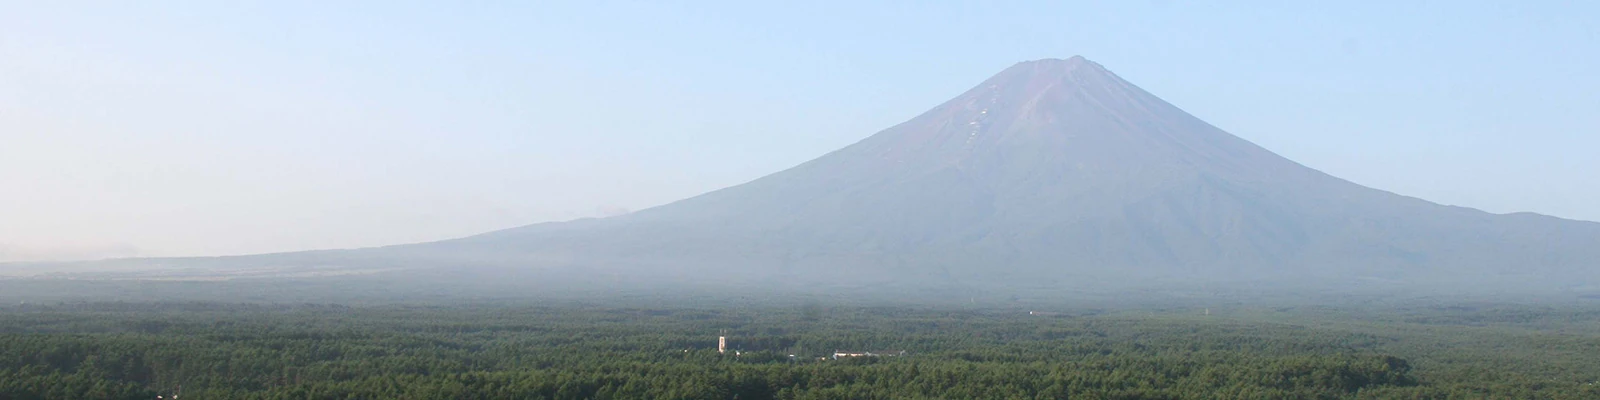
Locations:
15;57;1599;291
0;243;140;263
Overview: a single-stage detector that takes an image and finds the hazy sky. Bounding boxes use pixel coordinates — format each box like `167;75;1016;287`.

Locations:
3;1;1596;260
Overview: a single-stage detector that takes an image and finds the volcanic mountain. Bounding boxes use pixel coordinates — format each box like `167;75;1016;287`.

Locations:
401;56;1597;287
28;56;1600;289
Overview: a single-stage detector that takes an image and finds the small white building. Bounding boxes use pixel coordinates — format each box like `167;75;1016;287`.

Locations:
832;350;906;360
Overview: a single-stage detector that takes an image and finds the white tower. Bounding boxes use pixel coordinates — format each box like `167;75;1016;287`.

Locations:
718;330;727;354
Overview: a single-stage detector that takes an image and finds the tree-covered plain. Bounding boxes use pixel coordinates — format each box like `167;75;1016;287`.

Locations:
2;301;1598;399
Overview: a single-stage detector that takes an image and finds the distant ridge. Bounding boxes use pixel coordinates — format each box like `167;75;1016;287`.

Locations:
418;56;1599;288
25;57;1600;291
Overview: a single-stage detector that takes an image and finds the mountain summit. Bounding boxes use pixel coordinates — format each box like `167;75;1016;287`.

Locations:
429;56;1599;287
51;57;1596;291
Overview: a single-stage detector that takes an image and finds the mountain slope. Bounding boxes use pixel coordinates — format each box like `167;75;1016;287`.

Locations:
18;56;1597;290
427;56;1599;286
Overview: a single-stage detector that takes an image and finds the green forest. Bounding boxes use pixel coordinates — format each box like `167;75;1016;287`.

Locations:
2;301;1599;399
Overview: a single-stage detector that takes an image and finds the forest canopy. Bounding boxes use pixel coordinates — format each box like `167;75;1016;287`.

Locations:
2;301;1599;399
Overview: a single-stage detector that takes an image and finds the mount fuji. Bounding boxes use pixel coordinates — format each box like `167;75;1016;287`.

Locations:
25;57;1600;291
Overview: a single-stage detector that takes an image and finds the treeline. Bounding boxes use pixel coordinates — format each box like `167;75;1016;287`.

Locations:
0;302;1597;399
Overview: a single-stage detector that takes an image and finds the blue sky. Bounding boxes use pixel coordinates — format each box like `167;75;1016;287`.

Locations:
2;1;1596;258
